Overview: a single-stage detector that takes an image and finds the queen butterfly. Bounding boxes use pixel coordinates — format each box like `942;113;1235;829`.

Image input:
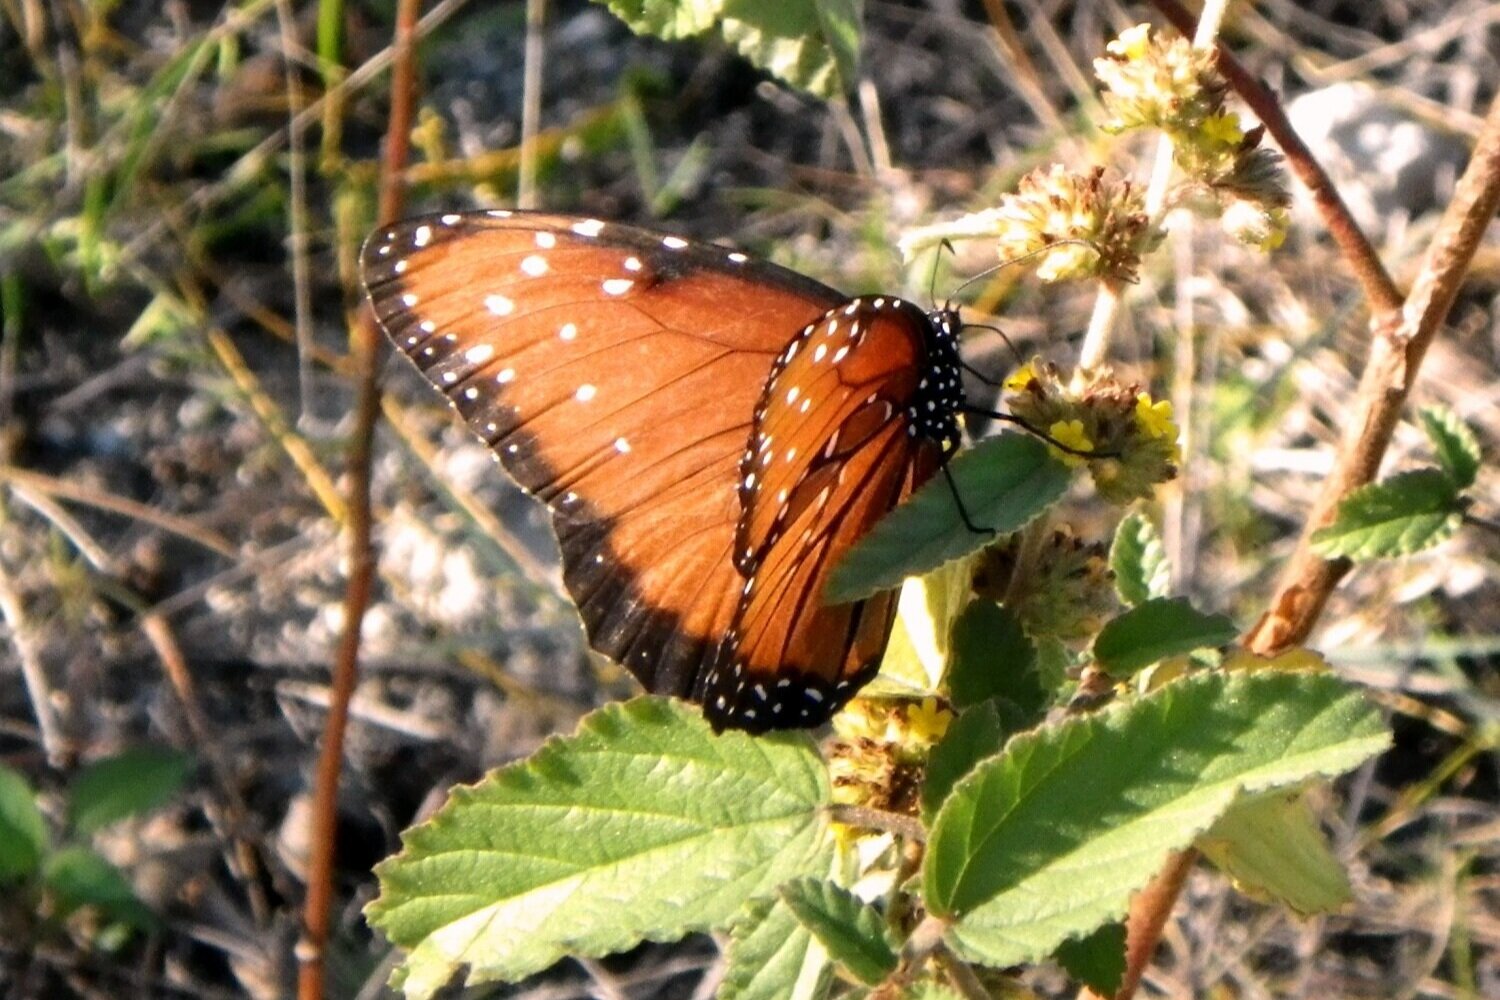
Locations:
361;210;967;732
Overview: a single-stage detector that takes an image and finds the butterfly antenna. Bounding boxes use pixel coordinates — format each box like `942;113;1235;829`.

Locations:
946;238;1096;304
961;321;1027;370
930;238;955;310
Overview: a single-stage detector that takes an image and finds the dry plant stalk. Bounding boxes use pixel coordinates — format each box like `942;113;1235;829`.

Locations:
1101;6;1500;998
296;0;421;997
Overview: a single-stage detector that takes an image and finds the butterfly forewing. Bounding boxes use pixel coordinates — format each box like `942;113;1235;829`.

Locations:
362;212;844;698
701;298;948;730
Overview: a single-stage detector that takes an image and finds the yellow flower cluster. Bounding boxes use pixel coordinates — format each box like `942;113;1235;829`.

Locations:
1004;360;1180;503
1095;24;1290;252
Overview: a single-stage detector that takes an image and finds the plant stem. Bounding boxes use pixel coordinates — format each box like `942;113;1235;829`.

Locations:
295;1;420;996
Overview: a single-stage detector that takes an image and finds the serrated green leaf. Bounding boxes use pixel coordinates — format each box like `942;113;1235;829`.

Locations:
722;0;863;97
1197;791;1350;915
1054;922;1125;996
1092;598;1237;677
947;602;1043;713
1109;512;1171;606
0;765;47;883
594;0;723;39
1311;469;1463;560
1419;405;1481;490
922;672;1389;968
42;846;156;930
722;895;833;1000
828;435;1072;604
780;878;897;985
597;0;862;97
67;747;194;835
922;702;1017;825
369;697;833;999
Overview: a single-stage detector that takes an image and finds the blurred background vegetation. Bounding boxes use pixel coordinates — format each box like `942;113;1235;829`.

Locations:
0;1;1496;997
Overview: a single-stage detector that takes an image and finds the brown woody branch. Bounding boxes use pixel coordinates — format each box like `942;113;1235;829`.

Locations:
1105;8;1500;1000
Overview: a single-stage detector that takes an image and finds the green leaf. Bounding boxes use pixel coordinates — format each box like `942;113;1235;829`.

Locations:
0;766;47;882
68;747;194;835
596;0;863;97
594;0;724;40
922;671;1389;968
1109;512;1171;607
780;878;897;986
1311;469;1463;560
1197;791;1350;915
42;846;156;930
1091;598;1237;677
922;702;1015;825
722;895;833;1000
828;435;1072;604
369;697;834;999
1054;922;1125;996
947;602;1043;713
1419;405;1481;490
721;0;863;97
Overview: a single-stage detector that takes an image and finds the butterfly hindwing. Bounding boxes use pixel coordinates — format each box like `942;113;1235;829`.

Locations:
701;298;948;730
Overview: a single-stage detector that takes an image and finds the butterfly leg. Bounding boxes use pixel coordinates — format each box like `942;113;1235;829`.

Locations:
941;460;995;536
963;406;1117;459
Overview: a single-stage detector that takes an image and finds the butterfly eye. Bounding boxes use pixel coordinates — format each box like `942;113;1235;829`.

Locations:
361;211;967;732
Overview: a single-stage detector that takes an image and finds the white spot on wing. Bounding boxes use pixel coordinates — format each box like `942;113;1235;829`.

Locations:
497;368;515;383
728;252;748;263
602;279;633;295
559;323;578;341
464;344;494;364
488;209;513;218
485;294;514;316
520;254;548;276
624;256;642;271
401;293;418;307
535;231;557;248
575;383;597;402
662;236;688;249
572;219;605;237
613;437;631;453
413;225;432;247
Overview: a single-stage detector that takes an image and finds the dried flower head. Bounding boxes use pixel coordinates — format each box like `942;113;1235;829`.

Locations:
990;166;1159;283
972;529;1117;642
1095;25;1227;137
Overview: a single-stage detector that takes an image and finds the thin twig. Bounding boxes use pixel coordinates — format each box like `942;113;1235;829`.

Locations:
295;1;420;996
518;0;546;209
274;0;318;425
0;547;67;766
0;464;237;558
1246;92;1500;654
828;803;927;843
